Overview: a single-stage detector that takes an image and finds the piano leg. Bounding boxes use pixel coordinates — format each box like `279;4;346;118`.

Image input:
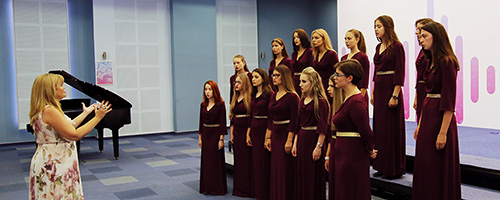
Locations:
112;128;119;160
98;128;104;152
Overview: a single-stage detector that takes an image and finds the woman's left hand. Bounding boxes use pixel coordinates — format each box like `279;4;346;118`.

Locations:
284;140;293;154
388;98;398;108
312;147;321;161
436;133;447;150
218;140;224;150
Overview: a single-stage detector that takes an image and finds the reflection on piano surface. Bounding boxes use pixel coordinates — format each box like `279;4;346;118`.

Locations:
49;70;132;159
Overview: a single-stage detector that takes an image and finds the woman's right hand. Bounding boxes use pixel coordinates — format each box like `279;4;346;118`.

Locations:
95;100;112;118
198;139;202;148
265;138;271;151
291;142;297;157
325;159;329;172
246;134;252;147
370;94;375;106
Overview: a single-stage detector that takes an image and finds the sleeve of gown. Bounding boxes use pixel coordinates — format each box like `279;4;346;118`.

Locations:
358;53;371;89
230;76;234;102
287;94;300;133
439;59;457;111
330;51;339;69
317;99;329;136
267;93;274;131
199;104;203;135
392;42;406;85
219;103;228;135
349;99;375;152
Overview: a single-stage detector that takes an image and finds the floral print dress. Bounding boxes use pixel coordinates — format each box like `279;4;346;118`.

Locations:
29;106;83;200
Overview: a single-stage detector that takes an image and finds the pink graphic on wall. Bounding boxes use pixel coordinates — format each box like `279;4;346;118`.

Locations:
403;41;410;119
96;61;114;85
470;57;479;103
487;66;495;94
455;36;463;124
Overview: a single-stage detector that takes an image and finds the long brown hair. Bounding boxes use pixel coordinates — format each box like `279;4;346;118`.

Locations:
251;68;272;98
375;15;400;57
274;65;297;96
311;28;335;61
347;29;366;54
233;54;249;75
230;73;252;119
301;67;330;120
29;73;65;125
421;22;460;71
272;38;289;59
328;73;345;130
202;80;223;107
292;29;311;52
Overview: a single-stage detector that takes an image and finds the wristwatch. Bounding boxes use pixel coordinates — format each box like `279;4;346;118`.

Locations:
392;95;398;100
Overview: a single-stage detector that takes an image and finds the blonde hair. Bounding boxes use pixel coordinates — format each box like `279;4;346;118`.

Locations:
29;73;65;125
312;28;335;61
230;73;252;119
301;67;330;120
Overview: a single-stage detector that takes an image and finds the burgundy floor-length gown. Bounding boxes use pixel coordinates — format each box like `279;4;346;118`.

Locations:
412;59;461;200
249;91;273;200
341;52;370;105
312;50;339;94
372;42;406;177
231;99;253;197
269;57;293;91
199;102;227;195
292;48;313;96
230;72;252;102
295;98;328;200
332;93;375;200
415;49;428;123
268;92;299;200
327;130;336;200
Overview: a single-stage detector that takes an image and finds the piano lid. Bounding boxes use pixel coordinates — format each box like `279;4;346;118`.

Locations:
49;70;132;109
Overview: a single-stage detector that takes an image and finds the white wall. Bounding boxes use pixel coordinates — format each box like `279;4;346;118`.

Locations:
216;0;258;124
93;0;173;137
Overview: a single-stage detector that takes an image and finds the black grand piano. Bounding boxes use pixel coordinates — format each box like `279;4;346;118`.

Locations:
50;70;132;159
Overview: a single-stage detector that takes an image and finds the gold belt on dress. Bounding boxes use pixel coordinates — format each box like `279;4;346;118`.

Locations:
253;115;268;119
301;126;317;130
417;80;425;83
203;123;220;127
235;114;250;118
273;120;290;125
336;132;361;137
375;70;395;75
294;72;302;76
426;93;441;98
331;135;337;139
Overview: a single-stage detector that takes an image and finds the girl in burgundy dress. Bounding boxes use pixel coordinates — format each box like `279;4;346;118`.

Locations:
269;38;293;91
230;54;252;102
229;73;253;197
332;60;377;200
412;22;461;200
198;80;227;195
265;65;299;200
311;28;339;104
324;73;345;200
341;29;370;105
413;18;433;123
371;15;406;179
291;67;329;200
291;29;313;96
246;68;273;200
